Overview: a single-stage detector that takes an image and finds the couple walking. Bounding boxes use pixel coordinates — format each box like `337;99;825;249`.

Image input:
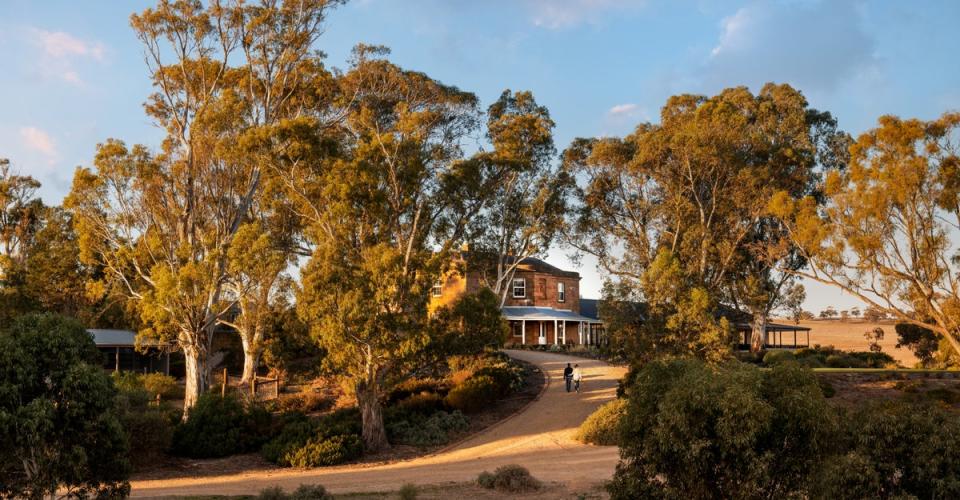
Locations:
563;363;583;393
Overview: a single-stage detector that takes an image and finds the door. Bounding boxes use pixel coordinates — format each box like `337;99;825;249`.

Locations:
538;322;547;345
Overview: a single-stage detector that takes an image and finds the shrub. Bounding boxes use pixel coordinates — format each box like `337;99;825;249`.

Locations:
171;393;272;458
388;378;448;404
399;483;417;500
811;400;960;499
395;391;448;415
291;484;333;500
445;375;500;413
387;410;469;447
477;465;541;493
576;398;626;446
119;406;176;468
473;365;523;396
256;484;333;500
762;349;796;365
925;387;960;405
286;434;363;467
142;373;180;400
608;359;838;499
262;409;362;466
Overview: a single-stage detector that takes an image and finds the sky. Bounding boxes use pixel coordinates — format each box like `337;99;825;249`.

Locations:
1;0;959;314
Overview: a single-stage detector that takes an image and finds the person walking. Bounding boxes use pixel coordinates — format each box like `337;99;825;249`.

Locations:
572;364;583;393
563;363;573;392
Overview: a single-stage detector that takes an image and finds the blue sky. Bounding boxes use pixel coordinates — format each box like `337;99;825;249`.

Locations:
1;0;958;314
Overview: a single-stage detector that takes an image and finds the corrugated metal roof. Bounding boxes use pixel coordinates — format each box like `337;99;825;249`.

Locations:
87;329;137;346
579;298;600;320
501;306;602;323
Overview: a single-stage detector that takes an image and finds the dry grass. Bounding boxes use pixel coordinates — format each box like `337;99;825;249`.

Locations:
780;319;918;367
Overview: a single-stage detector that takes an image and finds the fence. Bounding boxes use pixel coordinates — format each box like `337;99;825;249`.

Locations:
216;368;281;400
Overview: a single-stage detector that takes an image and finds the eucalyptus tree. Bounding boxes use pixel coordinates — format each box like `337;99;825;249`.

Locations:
466;90;569;306
564;84;846;358
772;112;960;356
67;0;340;413
296;46;502;451
0;160;42;280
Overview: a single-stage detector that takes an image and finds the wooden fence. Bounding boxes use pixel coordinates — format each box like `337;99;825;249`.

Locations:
216;368;281;400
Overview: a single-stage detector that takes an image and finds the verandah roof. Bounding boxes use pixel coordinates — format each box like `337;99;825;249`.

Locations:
501;306;602;323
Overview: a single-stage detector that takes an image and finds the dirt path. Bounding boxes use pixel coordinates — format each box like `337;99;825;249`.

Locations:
131;350;627;498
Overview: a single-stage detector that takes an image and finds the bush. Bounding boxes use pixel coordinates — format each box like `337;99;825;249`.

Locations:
477;465;541;493
445;375;501;413
399;483;417;500
608;359;838;499
387;378;449;404
387;410;469;447
762;349;796;365
171;393;272;458
394;391;448;415
286;434;363;467
811;400;960;499
262;409;362;467
473;365;524;395
119;406;176;468
142;373;180;400
256;484;332;500
576;398;626;446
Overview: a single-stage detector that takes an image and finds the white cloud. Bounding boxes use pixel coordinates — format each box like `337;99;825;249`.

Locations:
526;0;646;29
27;28;108;85
31;29;105;61
608;103;638;115
704;1;876;92
19;127;58;164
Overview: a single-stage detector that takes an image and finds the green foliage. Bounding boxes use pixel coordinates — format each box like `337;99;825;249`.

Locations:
142;372;180;400
286;434;363;467
429;288;510;355
609;359;838;499
257;484;332;500
445;375;501;413
476;465;541;493
811;401;960;499
895;322;942;368
576;398;626;446
399;483;418;500
394;392;448;415
386;410;469;447
261;409;362;467
171;394;273;458
0;313;130;498
762;349;796;365
387;378;449;405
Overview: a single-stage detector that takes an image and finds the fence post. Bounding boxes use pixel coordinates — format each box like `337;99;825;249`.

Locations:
221;367;227;397
250;377;256;396
274;379;280;399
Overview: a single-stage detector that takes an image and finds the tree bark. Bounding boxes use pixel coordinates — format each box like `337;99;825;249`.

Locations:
182;343;209;420
356;383;389;452
239;333;260;386
750;312;767;353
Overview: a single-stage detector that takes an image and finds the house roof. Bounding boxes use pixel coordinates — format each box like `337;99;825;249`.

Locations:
579;298;600;320
512;257;580;279
501;306;602;323
87;329;168;347
88;329;137;347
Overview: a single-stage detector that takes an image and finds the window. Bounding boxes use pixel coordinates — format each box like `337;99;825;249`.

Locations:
431;279;443;297
512;278;526;298
558;282;565;302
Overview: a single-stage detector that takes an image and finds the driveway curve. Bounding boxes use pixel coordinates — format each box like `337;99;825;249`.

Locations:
130;350;627;497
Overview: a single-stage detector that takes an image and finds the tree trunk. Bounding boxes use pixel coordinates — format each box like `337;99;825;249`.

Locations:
239;332;261;386
356;384;389;452
750;312;767;353
182;344;209;420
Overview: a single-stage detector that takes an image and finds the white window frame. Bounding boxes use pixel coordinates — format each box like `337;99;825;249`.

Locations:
431;279;443;297
512;278;526;298
558;282;566;302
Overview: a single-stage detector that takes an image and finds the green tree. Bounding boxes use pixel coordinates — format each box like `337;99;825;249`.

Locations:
609;359;838;499
771;112;960;357
564;84;844;357
0;313;130;499
67;0;340;414
0;159;42;278
296;46;499;451
466;90;569;306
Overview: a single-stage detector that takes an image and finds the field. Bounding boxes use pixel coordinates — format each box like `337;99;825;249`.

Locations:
782;319;918;367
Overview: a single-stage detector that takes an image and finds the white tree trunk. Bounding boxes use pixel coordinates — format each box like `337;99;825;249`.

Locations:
182;344;209;419
239;332;261;385
750;312;768;353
